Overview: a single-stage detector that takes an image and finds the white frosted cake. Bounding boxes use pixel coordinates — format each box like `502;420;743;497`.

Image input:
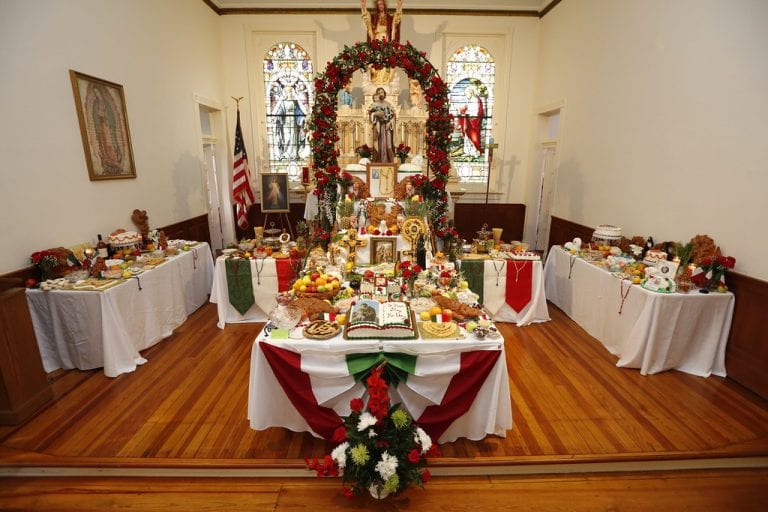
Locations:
593;224;622;240
346;300;415;339
108;230;142;249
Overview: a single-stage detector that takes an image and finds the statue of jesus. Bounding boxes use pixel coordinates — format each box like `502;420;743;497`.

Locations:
360;0;403;43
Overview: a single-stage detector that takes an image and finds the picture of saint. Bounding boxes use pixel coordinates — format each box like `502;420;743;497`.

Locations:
360;0;403;43
260;173;289;213
372;239;395;264
270;79;309;160
456;85;484;157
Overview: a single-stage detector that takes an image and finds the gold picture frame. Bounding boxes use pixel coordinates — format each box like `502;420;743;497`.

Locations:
370;237;396;264
366;163;397;198
260;173;290;213
69;70;136;181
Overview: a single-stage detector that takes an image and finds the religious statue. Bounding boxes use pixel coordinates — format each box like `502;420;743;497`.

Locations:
339;82;353;108
456;84;484;157
360;0;403;43
368;87;396;163
408;78;423;109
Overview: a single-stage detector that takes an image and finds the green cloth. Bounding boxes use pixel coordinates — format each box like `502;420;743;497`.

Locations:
461;259;485;304
346;352;418;386
225;258;254;315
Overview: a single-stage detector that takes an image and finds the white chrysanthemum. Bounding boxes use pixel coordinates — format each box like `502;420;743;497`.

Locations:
357;412;377;432
375;451;399;481
331;442;349;469
415;426;432;454
368;429;378;438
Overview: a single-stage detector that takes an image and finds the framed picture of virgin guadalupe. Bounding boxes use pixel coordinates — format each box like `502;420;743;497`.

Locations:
69;70;136;181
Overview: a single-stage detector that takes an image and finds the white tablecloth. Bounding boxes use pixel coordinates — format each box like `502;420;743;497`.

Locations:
26;244;214;377
210;256;293;328
248;329;512;444
469;259;550;326
543;245;734;377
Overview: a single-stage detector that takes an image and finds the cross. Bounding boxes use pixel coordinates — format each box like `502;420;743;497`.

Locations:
337;230;368;266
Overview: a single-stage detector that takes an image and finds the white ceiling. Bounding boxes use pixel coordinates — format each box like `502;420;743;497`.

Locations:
210;0;554;12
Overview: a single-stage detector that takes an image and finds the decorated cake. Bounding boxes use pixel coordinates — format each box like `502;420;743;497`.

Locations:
592;224;622;241
346;300;415;339
643;249;668;266
108;230;142;249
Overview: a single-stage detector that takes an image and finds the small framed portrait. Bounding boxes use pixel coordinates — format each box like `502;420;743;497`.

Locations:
69;70;136;181
367;163;397;198
260;173;290;213
370;237;396;264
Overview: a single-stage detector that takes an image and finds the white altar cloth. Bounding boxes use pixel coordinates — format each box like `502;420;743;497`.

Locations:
248;328;512;444
543;245;734;377
26;244;214;377
472;259;550;326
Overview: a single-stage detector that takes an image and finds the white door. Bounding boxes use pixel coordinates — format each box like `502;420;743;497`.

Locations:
202;142;225;251
534;142;557;254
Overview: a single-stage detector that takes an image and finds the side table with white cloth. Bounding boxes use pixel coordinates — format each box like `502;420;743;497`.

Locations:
460;259;550;326
209;256;300;328
543;245;734;377
26;243;214;378
248;327;512;444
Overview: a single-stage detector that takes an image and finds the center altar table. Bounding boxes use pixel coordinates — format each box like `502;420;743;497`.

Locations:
26;243;214;378
543;245;734;377
248;326;513;444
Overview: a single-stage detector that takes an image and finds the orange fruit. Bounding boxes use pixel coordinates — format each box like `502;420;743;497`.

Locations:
429;306;442;316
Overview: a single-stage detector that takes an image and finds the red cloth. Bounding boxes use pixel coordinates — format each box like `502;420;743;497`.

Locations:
259;342;342;439
275;258;300;292
505;260;533;313
416;350;501;442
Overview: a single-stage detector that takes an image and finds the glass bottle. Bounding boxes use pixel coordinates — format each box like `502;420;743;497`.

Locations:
96;234;109;258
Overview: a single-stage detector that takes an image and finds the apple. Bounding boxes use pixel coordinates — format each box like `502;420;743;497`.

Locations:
311;272;320;281
317;285;327;293
442;309;453;322
25;278;37;288
299;285;308;292
465;321;478;332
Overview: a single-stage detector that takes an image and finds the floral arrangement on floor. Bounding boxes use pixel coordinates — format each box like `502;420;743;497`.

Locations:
395;143;411;161
306;366;436;499
691;254;736;292
309;39;452;235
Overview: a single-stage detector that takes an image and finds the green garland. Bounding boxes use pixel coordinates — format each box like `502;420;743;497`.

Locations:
310;40;453;234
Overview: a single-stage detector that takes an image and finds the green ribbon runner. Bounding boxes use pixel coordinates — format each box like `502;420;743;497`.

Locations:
461;259;485;304
225;258;255;315
346;352;417;387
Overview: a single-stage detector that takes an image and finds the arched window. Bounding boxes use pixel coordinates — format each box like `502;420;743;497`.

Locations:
263;42;313;182
446;45;495;183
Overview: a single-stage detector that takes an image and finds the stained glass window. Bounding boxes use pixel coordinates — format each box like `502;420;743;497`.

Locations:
263;42;314;182
446;45;495;183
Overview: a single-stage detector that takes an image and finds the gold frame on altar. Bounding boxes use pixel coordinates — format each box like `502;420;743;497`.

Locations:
367;163;397;198
370;237;396;265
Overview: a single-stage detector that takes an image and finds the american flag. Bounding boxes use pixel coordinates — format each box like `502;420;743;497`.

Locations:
232;108;255;230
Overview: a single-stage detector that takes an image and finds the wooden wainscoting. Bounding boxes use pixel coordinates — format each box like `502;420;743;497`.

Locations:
547;216;768;400
453;203;525;243
159;214;211;248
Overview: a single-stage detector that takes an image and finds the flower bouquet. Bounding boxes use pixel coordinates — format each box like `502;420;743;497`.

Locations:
306;366;436;499
691;255;735;292
355;144;373;160
30;247;80;280
395;143;411;162
397;260;422;298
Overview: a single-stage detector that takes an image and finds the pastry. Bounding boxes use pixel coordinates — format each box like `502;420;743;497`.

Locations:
303;320;340;340
293;297;335;320
421;321;458;338
431;294;482;321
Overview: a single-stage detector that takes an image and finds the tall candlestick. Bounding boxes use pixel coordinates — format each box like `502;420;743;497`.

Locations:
302;166;309;185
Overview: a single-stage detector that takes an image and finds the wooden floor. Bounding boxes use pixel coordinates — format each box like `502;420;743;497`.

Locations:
1;302;767;508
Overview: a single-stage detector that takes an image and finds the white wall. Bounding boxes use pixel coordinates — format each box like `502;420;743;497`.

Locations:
0;0;222;274
217;12;539;205
534;0;768;280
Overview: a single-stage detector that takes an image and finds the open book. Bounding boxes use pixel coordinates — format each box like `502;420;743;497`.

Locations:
346;300;415;339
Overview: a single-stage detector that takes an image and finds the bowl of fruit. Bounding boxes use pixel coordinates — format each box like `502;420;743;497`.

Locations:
292;271;341;300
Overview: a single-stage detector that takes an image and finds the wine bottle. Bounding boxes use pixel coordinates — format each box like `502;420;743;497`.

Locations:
96;234;109;258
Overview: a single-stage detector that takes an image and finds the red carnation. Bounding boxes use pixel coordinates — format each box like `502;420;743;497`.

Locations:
413;264;423;273
350;397;364;412
408;448;421;463
421;469;431;483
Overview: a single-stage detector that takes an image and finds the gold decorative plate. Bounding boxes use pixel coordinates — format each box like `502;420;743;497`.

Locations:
401;216;427;244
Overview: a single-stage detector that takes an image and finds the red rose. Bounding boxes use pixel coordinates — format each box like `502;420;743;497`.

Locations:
427;444;441;457
343;487;354;499
350;397;364;412
413;264;423;273
408;448;421;463
421;468;431;483
725;256;736;269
